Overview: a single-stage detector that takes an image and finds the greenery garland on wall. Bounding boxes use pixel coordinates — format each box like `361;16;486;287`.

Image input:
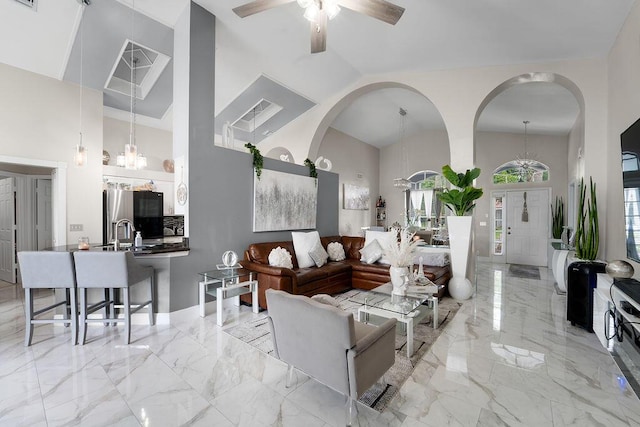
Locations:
245;143;263;179
304;158;318;182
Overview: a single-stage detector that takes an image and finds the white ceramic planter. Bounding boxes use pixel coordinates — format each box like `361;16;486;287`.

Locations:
447;215;473;300
389;266;409;296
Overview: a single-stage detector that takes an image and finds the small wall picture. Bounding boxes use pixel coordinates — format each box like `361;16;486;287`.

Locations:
344;184;370;210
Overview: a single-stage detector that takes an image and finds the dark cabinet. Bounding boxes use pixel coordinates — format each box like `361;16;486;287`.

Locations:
567;261;606;332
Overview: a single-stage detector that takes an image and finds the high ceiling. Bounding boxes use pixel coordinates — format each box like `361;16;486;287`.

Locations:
0;0;633;144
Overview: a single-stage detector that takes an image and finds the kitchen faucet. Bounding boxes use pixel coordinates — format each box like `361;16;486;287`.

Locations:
113;218;135;251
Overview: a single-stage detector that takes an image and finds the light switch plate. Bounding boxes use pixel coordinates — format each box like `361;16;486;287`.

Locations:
69;224;83;231
479;221;487;227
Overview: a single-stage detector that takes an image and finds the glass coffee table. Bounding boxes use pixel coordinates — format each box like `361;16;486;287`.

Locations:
349;282;439;357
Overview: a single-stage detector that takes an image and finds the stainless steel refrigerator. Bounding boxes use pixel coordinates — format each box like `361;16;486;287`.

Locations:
103;190;164;244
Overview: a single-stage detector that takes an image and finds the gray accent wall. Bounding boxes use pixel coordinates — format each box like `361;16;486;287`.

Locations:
168;3;338;312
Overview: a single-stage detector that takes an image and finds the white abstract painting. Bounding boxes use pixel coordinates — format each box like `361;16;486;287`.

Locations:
343;184;370;210
253;169;317;232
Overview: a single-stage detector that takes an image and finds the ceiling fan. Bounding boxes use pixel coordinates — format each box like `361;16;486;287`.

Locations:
232;0;405;54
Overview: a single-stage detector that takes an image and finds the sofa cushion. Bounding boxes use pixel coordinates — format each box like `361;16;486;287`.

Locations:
247;241;298;268
268;246;294;269
360;239;383;264
363;230;396;265
294;266;329;285
309;242;329;267
327;242;346;261
292;231;321;268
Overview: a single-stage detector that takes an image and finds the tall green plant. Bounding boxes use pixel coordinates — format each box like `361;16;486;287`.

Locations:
551;196;564;239
574;177;599;260
437;165;484;216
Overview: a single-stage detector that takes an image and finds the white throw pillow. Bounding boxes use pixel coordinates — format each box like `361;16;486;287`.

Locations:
327;241;346;261
309;242;329;267
291;231;321;268
362;230;396;264
360;239;383;264
268;246;293;269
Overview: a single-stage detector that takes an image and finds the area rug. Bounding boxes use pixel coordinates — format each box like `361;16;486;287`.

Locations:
224;289;461;412
508;263;541;280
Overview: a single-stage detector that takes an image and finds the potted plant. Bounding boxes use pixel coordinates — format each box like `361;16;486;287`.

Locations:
551;196;565;240
575;177;599;260
384;227;422;295
437;165;483;300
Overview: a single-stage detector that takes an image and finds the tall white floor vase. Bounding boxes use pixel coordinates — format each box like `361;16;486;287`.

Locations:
447;215;473;300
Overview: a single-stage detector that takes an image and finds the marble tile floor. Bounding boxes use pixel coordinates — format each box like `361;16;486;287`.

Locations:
1;262;639;426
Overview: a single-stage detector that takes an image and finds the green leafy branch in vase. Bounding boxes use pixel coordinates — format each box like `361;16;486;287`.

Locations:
245;143;263;179
437;165;483;216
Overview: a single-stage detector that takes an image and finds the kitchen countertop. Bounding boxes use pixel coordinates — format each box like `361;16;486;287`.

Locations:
45;240;190;256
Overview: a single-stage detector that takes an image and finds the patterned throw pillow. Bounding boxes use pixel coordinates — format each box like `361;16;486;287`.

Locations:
327;242;346;261
359;239;383;264
268;246;293;269
308;242;329;267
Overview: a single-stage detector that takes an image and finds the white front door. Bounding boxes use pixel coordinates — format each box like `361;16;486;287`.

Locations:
0;177;16;282
506;188;550;267
36;179;53;250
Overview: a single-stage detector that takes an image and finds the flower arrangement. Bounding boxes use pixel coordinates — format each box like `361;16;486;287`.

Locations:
384;227;422;267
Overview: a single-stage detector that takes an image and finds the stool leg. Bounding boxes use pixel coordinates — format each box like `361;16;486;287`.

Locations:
24;288;34;347
123;288;131;344
105;288;113;326
79;288;88;345
70;288;78;345
148;277;155;326
63;288;70;325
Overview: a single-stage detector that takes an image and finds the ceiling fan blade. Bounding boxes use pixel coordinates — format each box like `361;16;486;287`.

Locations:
233;0;295;18
310;9;328;53
338;0;405;25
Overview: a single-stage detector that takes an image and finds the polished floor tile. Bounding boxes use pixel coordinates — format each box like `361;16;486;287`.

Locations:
0;262;639;426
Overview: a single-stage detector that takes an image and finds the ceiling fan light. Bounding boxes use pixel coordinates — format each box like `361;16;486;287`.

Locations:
303;3;319;22
325;2;340;20
297;0;313;8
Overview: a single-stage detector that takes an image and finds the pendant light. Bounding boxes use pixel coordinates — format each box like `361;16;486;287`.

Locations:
124;0;138;169
393;107;411;190
515;120;540;182
73;1;88;167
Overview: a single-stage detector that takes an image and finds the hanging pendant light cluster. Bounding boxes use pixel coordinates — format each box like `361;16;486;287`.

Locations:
73;1;88;167
393;107;411;190
121;0;146;170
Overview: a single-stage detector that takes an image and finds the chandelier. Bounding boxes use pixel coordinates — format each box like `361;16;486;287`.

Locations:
393;107;411;190
297;0;340;21
515;120;542;182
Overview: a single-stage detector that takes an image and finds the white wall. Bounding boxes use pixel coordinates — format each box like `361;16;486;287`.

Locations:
0;62;103;244
103;117;173;172
317;127;379;236
475;131;569;257
607;0;640;272
379;130;450;227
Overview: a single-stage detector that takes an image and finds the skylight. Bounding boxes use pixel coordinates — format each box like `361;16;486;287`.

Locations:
105;39;170;100
232;99;283;133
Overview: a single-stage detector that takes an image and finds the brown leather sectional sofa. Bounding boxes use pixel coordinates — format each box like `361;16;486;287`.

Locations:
240;235;451;309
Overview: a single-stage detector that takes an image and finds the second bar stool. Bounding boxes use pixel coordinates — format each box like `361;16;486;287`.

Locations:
73;251;154;344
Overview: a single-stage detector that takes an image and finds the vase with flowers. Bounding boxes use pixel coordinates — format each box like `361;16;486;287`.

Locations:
384;227;422;295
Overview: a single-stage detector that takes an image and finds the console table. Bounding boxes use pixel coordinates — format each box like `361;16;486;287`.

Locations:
198;268;258;326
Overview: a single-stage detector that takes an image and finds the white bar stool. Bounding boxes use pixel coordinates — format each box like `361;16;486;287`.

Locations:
17;251;78;346
73;251;154;344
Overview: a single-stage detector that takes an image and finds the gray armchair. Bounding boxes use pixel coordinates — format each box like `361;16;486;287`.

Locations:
265;289;396;426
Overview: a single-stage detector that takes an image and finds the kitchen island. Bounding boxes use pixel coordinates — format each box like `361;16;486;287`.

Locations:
45;239;189;321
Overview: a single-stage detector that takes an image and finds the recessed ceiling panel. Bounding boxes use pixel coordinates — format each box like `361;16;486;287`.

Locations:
215;75;316;144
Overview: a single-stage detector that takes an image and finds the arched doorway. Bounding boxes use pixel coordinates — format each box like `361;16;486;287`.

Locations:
473;73;584;266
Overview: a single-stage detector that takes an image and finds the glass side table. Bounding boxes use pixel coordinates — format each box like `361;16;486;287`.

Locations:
198;267;258;326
